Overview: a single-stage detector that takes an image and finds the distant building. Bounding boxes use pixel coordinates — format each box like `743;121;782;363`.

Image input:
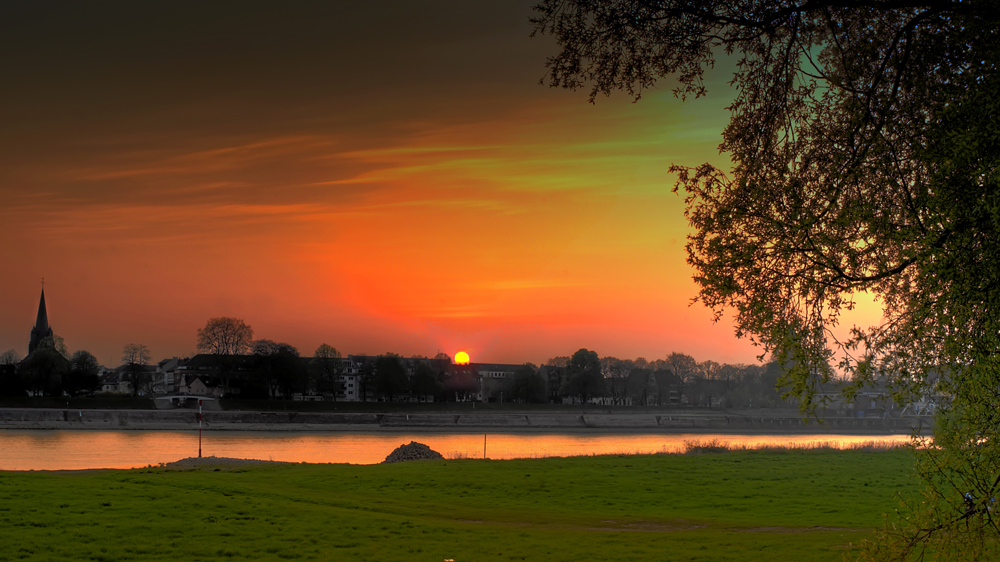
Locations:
539;365;565;403
28;287;53;354
474;363;522;402
175;354;250;397
155;357;183;394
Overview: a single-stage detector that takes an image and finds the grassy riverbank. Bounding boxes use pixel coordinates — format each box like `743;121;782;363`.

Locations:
0;449;918;561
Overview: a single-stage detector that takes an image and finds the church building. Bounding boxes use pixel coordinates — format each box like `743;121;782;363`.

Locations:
28;287;53;354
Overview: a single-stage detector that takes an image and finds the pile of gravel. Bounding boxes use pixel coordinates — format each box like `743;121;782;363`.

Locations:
382;441;444;464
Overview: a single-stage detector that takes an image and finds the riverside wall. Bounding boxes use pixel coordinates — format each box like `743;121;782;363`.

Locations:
0;408;927;433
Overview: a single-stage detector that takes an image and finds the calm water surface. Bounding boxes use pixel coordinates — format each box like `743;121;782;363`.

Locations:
0;430;911;470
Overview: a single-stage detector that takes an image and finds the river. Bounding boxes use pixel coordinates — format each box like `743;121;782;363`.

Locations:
0;430;912;470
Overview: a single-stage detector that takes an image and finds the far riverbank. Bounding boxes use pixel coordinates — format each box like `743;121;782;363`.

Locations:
0;406;927;433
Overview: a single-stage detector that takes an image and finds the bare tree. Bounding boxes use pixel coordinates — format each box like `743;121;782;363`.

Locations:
545;356;570;368
0;349;20;365
121;343;152;398
196;317;253;395
699;360;722;380
196;317;254;355
601;356;633;405
664;352;698;404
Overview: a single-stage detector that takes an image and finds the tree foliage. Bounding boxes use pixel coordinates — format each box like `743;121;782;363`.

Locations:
121;343;152;398
534;0;1000;557
197;317;254;395
65;350;101;397
545;356;570;368
310;343;343;398
504;364;547;403
534;0;997;390
357;359;375;402
0;349;19;366
196;317;254;356
410;361;443;399
252;340;305;398
562;348;605;403
51;334;69;359
0;349;24;396
601;357;633;405
374;354;408;402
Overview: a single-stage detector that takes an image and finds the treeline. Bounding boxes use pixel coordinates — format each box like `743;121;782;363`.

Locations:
0;338;103;397
513;349;795;408
1;318;796;408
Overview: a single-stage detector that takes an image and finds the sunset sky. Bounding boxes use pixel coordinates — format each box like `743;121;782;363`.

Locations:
0;1;876;366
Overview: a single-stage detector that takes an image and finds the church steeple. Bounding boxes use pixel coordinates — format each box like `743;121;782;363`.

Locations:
28;284;53;354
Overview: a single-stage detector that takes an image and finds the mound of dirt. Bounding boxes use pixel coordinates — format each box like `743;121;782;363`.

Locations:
382;441;444;464
160;456;288;469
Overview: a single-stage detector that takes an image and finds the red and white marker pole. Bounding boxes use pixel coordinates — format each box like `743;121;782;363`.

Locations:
198;399;203;458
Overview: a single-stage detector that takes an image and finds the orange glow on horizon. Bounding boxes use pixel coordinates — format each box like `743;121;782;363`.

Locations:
0;3;818;368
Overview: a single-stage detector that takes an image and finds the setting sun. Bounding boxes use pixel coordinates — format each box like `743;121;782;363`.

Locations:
455;351;470;364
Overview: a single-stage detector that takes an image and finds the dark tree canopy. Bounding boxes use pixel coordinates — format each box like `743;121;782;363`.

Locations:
534;1;1000;557
310;343;343;398
533;0;999;389
374;354;409;402
121;343;152;398
561;348;606;403
252;340;305;398
504;364;548;403
66;350;101;397
534;0;1000;407
410;361;443;399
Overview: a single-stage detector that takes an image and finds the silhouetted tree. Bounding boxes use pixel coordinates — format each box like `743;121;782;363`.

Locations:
121;343;151;397
545;356;570;368
357;359;375;402
627;368;655;406
503;364;547;403
65;350;101;397
252;340;306;398
561;349;605;403
374;354;408;402
0;349;25;397
0;349;19;366
196;317;253;394
664;352;697;404
535;4;1000;554
601;356;633;405
310;343;343;399
51;334;69;359
410;361;442;400
197;317;254;355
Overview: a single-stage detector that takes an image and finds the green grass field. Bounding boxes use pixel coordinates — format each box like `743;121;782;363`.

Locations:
0;450;919;562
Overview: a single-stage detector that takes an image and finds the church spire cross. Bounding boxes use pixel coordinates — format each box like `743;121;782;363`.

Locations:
28;283;53;355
